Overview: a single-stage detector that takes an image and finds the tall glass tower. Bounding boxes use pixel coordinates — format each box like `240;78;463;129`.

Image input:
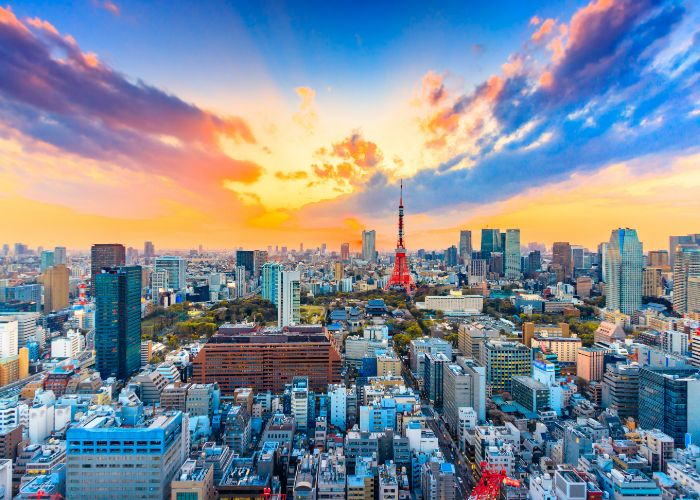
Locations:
95;266;142;379
605;228;643;315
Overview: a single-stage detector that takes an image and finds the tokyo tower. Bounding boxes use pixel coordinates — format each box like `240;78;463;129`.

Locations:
386;180;415;291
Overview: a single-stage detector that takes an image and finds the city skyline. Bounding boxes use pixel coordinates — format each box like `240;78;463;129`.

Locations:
1;1;699;250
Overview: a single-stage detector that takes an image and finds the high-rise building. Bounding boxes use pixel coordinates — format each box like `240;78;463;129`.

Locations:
66;411;188;500
480;229;501;258
361;230;376;262
504;229;521;279
571;245;585;271
480;340;531;395
670;234;700;266
340;243;350;261
0;318;18;358
253;250;268;278
673;247;700;314
278;270;301;327
459;230;472;263
154;256;186;291
445;246;458;267
90;244;126;295
42;264;69;314
40;251;54;272
605;228;643;315
53;246;67;266
601;363;639;419
143;241;155;260
647;250;669;269
576;347;605;382
193;325;341;394
150;270;169;303
442;357;486;433
334;262;344;281
643;267;664;298
638;367;700;447
95;266;142;380
261;262;283;305
236;250;255;275
552;242;573;282
235;265;247;298
0;312;38;348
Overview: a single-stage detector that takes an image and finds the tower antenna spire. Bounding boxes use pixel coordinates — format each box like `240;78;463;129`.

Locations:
386;179;414;292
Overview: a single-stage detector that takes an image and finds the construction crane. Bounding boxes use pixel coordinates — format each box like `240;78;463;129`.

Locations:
468;462;520;500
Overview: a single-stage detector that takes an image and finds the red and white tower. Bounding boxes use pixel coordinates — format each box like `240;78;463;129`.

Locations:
386;180;415;291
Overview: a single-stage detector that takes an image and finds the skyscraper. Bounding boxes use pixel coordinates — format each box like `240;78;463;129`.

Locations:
459;230;472;263
154;256;186;291
670;234;700;266
278;270;301;327
235;265;247;298
40;250;54;272
445;246;458;267
143;241;155;260
480;229;501;258
53;246;67;265
504;229;521;279
673;247;700;314
605;228;643;315
90;244;126;295
235;250;255;274
552;242;572;282
0;318;18;358
340;243;350;261
638;367;700;447
261;262;283;305
95;266;142;379
42;264;69;313
361;230;376;262
253;250;268;278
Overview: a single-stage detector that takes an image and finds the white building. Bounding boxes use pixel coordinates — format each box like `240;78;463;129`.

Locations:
292;378;310;432
0;319;18;358
154;256;186;290
417;291;483;316
661;330;689;356
328;384;348;431
278;270;301;327
0;313;38;348
150;270;169;303
0;459;11;500
29;403;55;444
50;330;83;359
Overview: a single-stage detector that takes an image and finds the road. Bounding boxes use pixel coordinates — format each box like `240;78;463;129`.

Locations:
423;407;475;498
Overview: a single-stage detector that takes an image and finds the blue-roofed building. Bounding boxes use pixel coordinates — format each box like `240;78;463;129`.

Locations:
366;299;388;316
66;411;188;499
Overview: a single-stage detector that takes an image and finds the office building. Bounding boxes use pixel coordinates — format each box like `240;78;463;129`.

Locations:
670;234;700;266
424;353;448;409
577;347;605;382
480;229;501;258
361;230;376;262
53;246;67;266
40;251;54;272
235;265;246;298
648;250;669;268
459;230;472;263
643;267;664;298
193;324;341;394
278;270;301;327
552;242;573;282
443;357;486;432
66;411;188;500
340;243;350;261
480;340;531;395
143;241;155;260
605;228;643;315
235;250;255;275
170;459;216;500
42;264;69;314
154;256;186;291
95;266;142;380
261;262;283;305
673;247;700;314
638;367;700;447
253;250;268;277
504;229;521;279
445;245;458;267
150;270;169;302
601;362;640;419
0;319;18;358
90;244;126;295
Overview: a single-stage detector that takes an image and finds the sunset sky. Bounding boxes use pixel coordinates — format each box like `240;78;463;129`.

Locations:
1;0;699;252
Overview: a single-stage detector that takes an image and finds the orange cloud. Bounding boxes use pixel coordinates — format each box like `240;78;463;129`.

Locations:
532;18;556;42
530;16;541;26
293;86;318;133
420;71;447;106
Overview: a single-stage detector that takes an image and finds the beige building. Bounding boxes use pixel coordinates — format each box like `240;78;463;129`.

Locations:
643;267;664;298
42;264;70;313
577;347;605;382
376;352;402;377
531;335;582;363
170;459;216;500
